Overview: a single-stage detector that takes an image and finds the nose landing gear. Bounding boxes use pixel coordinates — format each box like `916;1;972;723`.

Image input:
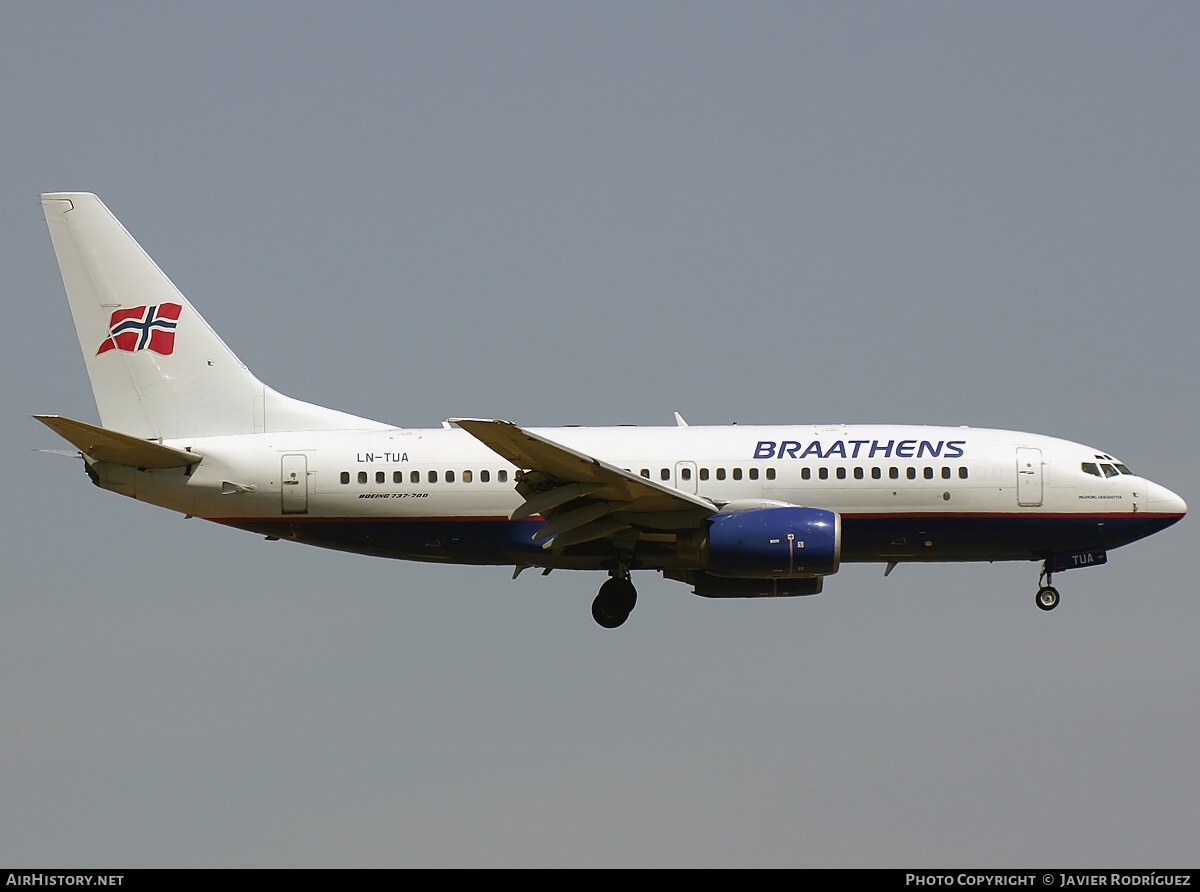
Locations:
1036;562;1060;611
592;568;637;628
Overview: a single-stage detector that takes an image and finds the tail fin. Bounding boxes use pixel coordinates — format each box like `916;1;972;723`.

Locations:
41;193;388;439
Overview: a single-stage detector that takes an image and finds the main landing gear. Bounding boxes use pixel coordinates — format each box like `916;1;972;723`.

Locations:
1036;562;1060;612
592;568;637;628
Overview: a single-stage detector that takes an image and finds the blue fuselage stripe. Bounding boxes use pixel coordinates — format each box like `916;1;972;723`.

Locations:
212;512;1182;567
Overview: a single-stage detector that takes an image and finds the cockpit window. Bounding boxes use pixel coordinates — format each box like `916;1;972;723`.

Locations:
1086;457;1135;476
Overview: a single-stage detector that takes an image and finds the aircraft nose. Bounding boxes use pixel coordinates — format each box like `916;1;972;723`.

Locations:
1145;481;1187;519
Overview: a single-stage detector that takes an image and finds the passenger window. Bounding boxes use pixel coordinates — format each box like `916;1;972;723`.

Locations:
661;469;670;481
358;471;368;484
1081;463;1101;477
958;467;968;479
463;470;473;483
766;468;776;480
836;467;846;480
428;470;437;483
889;467;899;480
818;468;829;480
700;468;710;481
801;468;811;480
376;471;385;484
923;467;933;480
481;470;490;483
340;471;350;484
871;467;881;480
716;468;726;481
393;471;403;484
732;468;743;481
640;469;650;479
853;467;864;480
411;470;420;483
498;470;508;483
941;467;951;479
907;468;916;480
748;468;759;480
681;467;692;481
446;470;455;483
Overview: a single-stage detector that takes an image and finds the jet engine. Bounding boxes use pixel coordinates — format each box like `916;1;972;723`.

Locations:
677;506;841;578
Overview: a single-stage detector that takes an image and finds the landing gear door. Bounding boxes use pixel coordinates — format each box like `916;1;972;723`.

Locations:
281;454;309;515
1016;447;1043;507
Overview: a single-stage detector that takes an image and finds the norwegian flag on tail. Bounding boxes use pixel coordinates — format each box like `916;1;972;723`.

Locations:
96;303;182;355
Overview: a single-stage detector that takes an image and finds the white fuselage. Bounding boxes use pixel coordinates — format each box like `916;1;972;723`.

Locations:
89;422;1185;571
38;193;1186;621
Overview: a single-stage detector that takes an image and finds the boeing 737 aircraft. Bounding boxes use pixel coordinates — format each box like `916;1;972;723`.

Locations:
36;193;1186;627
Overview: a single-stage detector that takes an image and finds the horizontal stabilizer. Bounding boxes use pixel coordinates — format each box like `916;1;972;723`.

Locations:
34;415;201;469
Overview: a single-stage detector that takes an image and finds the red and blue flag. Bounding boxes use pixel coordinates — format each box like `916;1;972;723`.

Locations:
96;303;182;355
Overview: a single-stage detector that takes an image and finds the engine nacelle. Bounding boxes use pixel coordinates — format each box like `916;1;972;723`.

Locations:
679;506;841;578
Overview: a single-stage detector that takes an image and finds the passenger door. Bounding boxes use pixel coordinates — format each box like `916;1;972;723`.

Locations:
281;454;309;515
1016;448;1043;507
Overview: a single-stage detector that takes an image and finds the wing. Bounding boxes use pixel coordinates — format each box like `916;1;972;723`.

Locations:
452;418;716;550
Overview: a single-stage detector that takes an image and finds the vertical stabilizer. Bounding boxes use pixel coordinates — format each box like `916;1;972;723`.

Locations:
41;193;387;439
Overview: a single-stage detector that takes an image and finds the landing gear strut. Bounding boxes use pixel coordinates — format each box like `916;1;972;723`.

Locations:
592;568;637;628
1036;562;1060;611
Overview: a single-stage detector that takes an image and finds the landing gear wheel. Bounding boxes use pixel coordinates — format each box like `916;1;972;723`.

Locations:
600;577;637;613
592;597;628;628
592;577;637;628
1036;585;1060;611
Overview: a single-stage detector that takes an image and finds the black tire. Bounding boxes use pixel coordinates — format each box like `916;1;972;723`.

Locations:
598;578;637;612
1036;586;1060;611
592;595;628;628
592;578;638;628
605;578;637;614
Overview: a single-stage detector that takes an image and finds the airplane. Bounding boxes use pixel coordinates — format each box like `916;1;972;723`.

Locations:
35;192;1187;628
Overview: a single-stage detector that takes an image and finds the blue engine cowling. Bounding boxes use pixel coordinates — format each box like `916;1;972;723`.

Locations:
704;506;841;578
